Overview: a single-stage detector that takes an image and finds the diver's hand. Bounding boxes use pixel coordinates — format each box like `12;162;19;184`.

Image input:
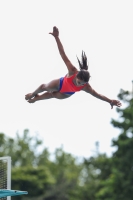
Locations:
110;100;122;109
49;26;59;38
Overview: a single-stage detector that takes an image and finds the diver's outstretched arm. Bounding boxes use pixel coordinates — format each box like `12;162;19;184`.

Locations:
49;26;77;75
82;84;122;109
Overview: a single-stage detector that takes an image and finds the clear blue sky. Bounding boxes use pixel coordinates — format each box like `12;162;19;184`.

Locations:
0;0;133;158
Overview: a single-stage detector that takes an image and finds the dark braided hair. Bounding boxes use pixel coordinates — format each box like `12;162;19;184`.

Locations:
76;51;91;82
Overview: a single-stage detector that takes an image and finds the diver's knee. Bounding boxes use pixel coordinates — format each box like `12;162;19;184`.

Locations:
40;84;46;90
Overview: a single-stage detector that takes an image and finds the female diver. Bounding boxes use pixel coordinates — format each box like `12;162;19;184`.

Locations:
25;26;122;109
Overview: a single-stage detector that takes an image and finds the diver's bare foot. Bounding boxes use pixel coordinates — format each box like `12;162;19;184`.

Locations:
25;93;33;100
27;99;36;103
27;94;39;103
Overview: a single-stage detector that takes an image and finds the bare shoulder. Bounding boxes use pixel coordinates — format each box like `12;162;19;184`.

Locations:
67;68;78;77
68;64;78;74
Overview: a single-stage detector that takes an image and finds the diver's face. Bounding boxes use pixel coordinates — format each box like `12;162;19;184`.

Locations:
75;77;86;86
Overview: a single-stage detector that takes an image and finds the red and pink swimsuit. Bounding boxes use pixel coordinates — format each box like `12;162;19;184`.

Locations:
59;73;87;95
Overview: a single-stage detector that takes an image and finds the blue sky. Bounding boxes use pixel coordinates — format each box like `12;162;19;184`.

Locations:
0;0;133;158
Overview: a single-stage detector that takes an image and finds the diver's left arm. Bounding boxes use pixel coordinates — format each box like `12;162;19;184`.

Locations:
82;84;122;109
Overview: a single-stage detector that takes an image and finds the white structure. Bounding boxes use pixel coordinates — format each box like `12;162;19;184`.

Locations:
0;157;11;200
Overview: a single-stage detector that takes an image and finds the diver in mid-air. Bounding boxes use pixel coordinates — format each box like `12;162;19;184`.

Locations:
25;26;122;109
